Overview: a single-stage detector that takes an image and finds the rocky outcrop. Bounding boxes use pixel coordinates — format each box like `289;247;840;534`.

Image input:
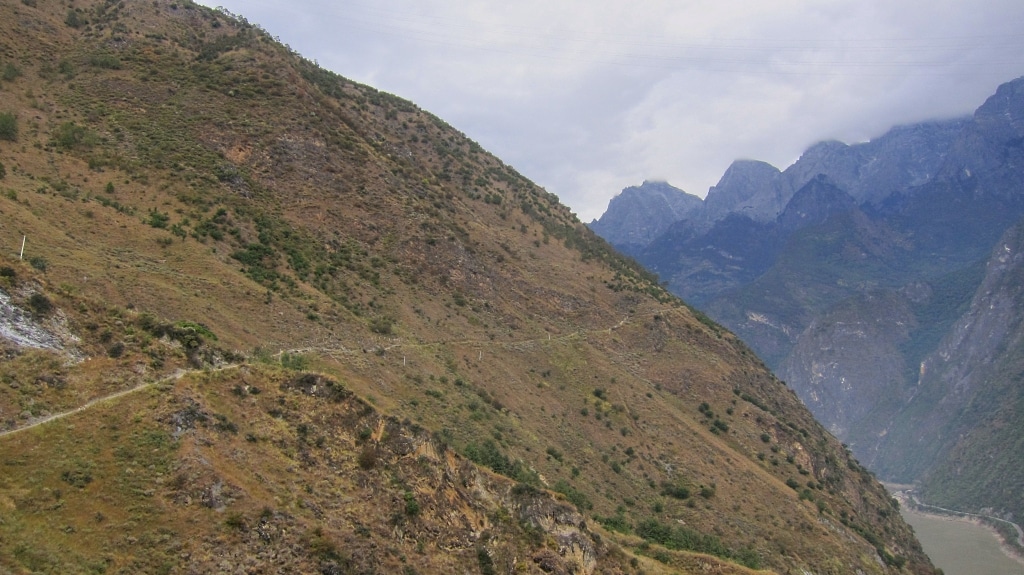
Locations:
0;286;81;361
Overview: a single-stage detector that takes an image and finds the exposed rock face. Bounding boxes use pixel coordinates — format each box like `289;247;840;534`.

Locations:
593;119;966;248
0;289;63;350
0;287;80;358
588;180;701;254
702;159;787;224
778;290;916;455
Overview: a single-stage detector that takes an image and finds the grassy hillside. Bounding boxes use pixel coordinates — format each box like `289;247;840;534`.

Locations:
0;1;935;573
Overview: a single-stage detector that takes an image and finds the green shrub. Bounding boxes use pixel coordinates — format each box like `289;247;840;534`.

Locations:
280;352;309;370
476;547;495;575
224;513;246;530
1;63;20;81
146;209;170;229
464;440;539;485
61;469;93;488
552;479;592;510
107;341;125;358
53;122;97;150
27;293;52;316
213;414;238;434
403;491;420;516
0;112;16;141
369;316;393;335
88;53;121;69
65;9;82;28
661;482;690;500
596;512;632;534
357;446;377;469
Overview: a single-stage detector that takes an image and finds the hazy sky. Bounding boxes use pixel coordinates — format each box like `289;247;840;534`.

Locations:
200;1;1024;221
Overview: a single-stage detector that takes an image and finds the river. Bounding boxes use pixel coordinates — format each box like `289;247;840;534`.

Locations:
900;507;1024;575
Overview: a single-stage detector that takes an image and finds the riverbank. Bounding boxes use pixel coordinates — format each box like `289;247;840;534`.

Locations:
900;507;1024;574
884;485;1024;573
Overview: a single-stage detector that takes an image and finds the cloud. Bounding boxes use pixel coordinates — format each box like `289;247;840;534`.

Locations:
201;0;1024;221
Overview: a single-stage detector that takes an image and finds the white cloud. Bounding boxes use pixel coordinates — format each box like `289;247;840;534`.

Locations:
201;0;1024;221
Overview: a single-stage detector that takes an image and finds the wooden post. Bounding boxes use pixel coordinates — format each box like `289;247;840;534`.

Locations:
19;236;25;260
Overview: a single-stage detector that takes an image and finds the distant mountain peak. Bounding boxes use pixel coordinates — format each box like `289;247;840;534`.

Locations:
777;175;857;232
588;180;702;252
703;159;786;223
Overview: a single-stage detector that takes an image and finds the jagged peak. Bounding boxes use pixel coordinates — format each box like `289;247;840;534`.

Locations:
797;139;850;163
715;159;782;183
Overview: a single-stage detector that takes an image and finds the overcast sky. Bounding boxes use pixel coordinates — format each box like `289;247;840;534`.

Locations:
199;1;1024;221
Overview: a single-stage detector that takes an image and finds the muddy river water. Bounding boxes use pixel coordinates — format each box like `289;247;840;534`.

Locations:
900;507;1024;575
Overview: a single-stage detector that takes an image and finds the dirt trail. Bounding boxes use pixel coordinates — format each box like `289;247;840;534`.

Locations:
0;311;653;440
0;365;238;439
0;382;155;438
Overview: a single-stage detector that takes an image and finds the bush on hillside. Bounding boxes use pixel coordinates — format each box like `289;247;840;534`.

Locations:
0;112;16;141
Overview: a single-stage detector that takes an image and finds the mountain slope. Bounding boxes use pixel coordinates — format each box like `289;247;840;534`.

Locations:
0;1;934;574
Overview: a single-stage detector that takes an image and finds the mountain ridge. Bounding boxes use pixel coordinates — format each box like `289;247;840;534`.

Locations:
591;75;1024;536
